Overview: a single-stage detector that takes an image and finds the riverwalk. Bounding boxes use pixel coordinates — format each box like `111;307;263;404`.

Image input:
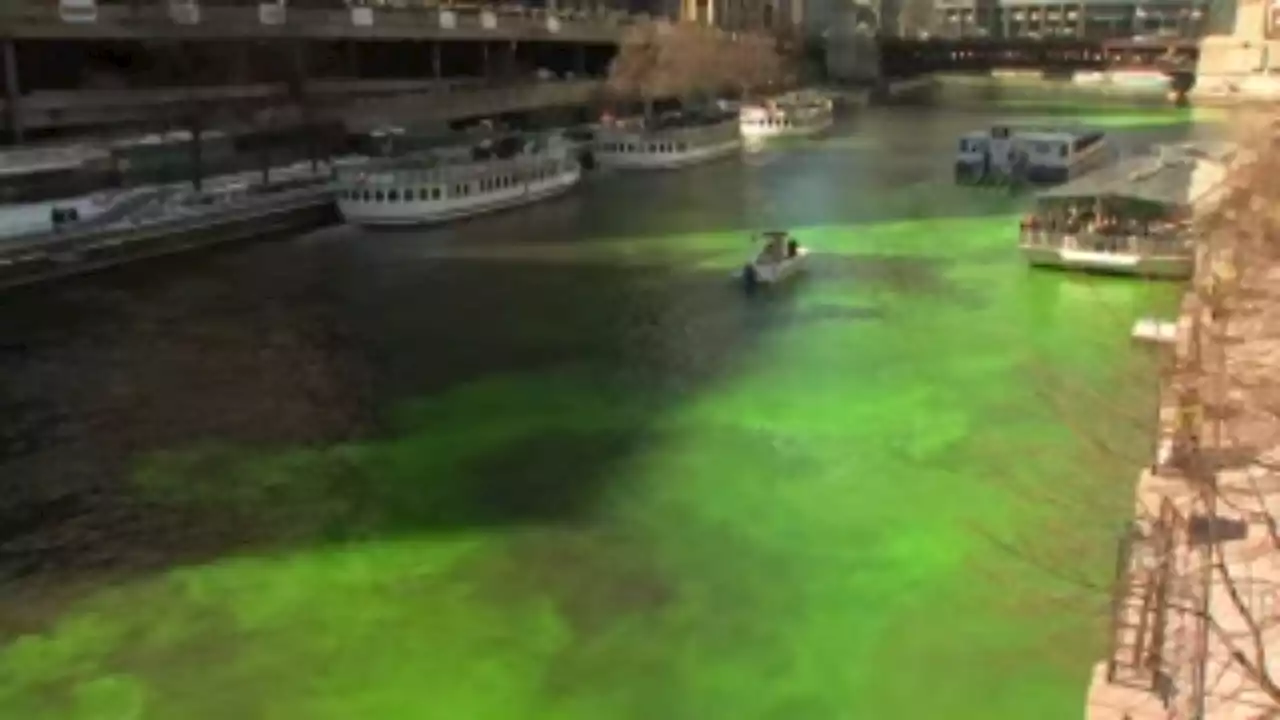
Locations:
1087;174;1280;718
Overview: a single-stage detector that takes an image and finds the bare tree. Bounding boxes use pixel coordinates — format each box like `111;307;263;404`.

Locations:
606;20;791;117
896;0;935;38
723;33;788;101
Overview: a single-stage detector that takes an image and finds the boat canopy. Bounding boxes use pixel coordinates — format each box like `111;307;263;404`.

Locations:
1036;145;1229;210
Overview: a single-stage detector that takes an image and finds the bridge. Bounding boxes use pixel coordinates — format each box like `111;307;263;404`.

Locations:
0;0;631;141
0;1;629;42
876;36;1200;79
1;77;603;132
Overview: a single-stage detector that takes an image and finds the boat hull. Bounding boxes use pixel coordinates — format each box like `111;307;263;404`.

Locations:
337;166;581;227
739;249;809;285
740;114;834;141
595;139;742;171
1020;245;1193;280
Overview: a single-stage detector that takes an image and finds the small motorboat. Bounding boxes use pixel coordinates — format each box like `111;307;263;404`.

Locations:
739;230;808;291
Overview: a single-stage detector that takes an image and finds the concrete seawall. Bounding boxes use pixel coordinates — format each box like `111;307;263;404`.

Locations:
0;187;337;291
1086;218;1280;717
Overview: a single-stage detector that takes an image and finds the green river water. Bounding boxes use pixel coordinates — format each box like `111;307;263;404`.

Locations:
0;89;1216;718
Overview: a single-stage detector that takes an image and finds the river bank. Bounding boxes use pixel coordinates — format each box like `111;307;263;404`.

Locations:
1086;124;1280;719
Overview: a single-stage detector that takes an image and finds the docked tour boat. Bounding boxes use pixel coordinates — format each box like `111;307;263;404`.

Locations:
740;230;808;291
1017;142;1236;279
334;133;581;226
593;113;741;170
739;91;835;141
955;126;1112;186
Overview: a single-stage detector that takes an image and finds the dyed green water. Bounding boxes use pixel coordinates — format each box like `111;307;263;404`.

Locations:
0;97;1202;719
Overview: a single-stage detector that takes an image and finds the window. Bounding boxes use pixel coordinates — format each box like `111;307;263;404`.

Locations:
388;189;399;201
432;187;441;200
374;190;385;202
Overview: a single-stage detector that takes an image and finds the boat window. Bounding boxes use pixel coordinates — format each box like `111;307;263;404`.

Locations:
678;142;688;152
418;187;428;201
1058;143;1068;158
431;187;441;199
388;189;399;201
1073;132;1103;152
363;190;372;202
374;190;385;202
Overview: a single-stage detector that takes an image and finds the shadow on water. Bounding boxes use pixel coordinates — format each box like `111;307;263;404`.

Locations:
0;224;958;588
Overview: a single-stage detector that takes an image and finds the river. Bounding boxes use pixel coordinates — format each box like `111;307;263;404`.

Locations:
0;87;1216;719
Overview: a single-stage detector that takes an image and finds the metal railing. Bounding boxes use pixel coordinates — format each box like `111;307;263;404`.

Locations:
1105;500;1183;694
1019;229;1193;257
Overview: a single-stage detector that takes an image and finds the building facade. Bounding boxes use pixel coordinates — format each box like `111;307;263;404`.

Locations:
679;0;804;30
930;0;1209;40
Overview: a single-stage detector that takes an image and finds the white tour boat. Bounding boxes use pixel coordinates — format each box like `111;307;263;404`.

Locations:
955;125;1113;186
739;230;809;290
334;134;581;226
594;115;741;171
1017;142;1235;279
739;91;835;141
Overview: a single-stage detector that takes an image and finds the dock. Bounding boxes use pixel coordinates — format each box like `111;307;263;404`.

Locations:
1132;318;1178;345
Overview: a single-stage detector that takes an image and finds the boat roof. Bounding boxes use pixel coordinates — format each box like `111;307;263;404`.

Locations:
962;125;1099;140
760;230;791;238
1037;144;1230;207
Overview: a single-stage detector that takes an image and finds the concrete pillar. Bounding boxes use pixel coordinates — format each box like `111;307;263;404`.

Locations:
481;42;490;77
231;42;252;83
2;39;22;144
431;42;442;78
346;41;360;77
573;44;586;76
288;40;307;99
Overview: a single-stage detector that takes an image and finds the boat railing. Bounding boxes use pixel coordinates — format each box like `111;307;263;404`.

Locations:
1019;230;1193;257
597;118;738;145
344;151;566;187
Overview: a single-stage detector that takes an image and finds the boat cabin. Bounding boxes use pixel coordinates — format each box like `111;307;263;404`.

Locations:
337;156;570;207
956;126;1108;185
1019;143;1230;257
756;230;800;263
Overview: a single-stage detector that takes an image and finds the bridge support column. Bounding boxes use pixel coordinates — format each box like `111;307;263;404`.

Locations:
481;42;490;78
346;41;360;77
3;39;22;144
230;42;251;83
573;44;586;76
431;42;442;78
